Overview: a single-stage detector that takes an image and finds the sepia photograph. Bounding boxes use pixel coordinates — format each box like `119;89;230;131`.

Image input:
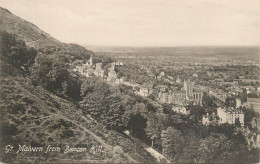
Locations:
0;0;259;163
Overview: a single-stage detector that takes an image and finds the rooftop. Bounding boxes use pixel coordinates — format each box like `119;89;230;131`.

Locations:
247;98;260;103
218;107;244;114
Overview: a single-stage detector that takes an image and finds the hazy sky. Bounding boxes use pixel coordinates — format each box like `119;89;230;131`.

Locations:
0;0;259;47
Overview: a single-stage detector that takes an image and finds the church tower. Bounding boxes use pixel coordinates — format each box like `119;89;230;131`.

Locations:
184;79;194;98
89;54;93;66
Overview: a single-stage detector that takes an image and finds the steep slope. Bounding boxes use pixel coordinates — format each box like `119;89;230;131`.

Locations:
0;71;155;163
0;7;157;163
0;7;60;49
0;7;94;60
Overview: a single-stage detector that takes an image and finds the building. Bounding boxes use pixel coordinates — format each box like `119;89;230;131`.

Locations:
115;61;124;66
184;79;194;98
236;99;241;108
85;68;94;77
73;55;95;77
157;71;165;79
192;73;198;77
192;88;203;105
136;87;149;97
94;63;104;77
107;63;118;81
209;88;227;102
217;107;244;126
246;98;260;113
183;79;203;105
172;105;190;115
158;90;186;105
84;54;93;67
176;76;182;84
202;113;218;126
158;79;202;105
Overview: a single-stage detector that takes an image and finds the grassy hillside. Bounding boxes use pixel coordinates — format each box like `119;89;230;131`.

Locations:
0;66;155;163
0;7;156;163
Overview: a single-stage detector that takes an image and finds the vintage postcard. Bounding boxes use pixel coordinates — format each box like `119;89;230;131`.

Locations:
0;0;259;163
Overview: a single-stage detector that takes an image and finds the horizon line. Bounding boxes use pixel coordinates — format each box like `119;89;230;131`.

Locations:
81;44;260;48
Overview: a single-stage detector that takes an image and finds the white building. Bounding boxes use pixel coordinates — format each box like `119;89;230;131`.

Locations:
176;76;182;84
202;113;218;126
115;61;124;66
192;73;198;77
202;115;211;126
217;107;244;126
136;87;149;97
236;99;241;108
157;71;165;79
172;106;190;115
94;63;104;77
107;63;118;81
85;55;93;67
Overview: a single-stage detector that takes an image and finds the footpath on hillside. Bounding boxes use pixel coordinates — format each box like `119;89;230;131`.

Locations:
124;130;171;163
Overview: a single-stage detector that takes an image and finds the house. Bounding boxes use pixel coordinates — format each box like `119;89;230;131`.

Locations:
236;99;241;108
136;87;149;97
202;113;218;126
107;63;118;81
246;98;260;113
157;71;165;79
192;73;198;77
93;63;104;77
115;61;124;66
217;107;244;126
172;105;189;115
176;76;182;84
209;88;227;102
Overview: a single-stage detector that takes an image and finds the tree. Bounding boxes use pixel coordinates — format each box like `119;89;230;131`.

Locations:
190;105;205;121
128;113;149;143
208;123;235;139
147;94;156;101
161;127;184;162
146;101;156;112
162;103;174;114
196;133;237;163
0;31;37;72
101;93;125;130
225;97;236;107
80;77;99;97
80;80;126;130
31;53;81;100
248;92;260;98
238;89;247;103
178;132;200;163
242;107;258;126
145;113;164;149
235;118;241;127
202;93;216;107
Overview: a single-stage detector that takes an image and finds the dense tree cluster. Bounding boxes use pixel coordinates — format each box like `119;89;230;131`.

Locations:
31;53;82;100
225;97;236;107
0;32;87;100
78;73;259;163
79;74;259;163
115;64;153;85
0;31;37;72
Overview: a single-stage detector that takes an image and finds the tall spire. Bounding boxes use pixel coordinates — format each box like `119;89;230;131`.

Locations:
89;54;93;66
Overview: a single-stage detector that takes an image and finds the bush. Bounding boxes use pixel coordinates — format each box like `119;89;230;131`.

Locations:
31;53;82;100
0;31;37;72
